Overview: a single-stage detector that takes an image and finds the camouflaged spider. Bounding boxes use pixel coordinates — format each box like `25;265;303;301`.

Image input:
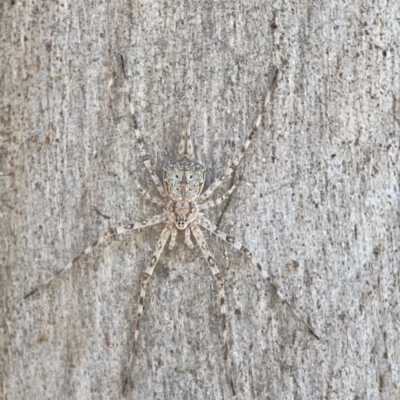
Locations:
25;66;319;394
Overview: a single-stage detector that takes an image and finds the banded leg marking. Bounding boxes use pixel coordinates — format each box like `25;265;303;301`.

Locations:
198;110;263;203
197;184;237;210
191;224;235;395
121;55;168;199
199;216;319;340
199;70;278;203
123;225;172;393
134;179;167;207
24;213;166;298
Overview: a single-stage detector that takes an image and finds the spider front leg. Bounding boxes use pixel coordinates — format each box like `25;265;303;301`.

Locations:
24;213;167;298
191;224;235;395
123;224;172;394
198;216;320;340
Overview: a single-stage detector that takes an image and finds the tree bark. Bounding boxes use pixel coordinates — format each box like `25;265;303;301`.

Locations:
1;1;399;399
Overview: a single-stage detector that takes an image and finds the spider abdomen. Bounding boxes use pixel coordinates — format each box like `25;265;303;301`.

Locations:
163;156;205;202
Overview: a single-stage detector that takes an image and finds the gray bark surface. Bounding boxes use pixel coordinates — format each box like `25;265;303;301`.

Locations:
1;1;399;399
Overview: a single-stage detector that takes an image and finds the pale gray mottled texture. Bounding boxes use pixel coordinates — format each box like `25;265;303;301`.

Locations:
1;1;399;399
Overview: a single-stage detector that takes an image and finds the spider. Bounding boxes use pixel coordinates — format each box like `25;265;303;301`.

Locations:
25;64;319;395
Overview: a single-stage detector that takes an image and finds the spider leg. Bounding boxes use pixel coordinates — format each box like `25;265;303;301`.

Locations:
134;179;167;207
191;224;235;395
24;213;167;299
197;184;237;211
198;109;263;203
198;216;320;340
121;55;168;199
123;224;172;393
198;70;278;203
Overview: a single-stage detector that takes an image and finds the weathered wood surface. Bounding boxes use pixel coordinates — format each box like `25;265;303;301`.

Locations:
1;1;399;399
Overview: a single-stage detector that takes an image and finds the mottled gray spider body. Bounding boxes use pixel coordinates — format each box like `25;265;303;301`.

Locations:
25;65;318;395
164;144;205;204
